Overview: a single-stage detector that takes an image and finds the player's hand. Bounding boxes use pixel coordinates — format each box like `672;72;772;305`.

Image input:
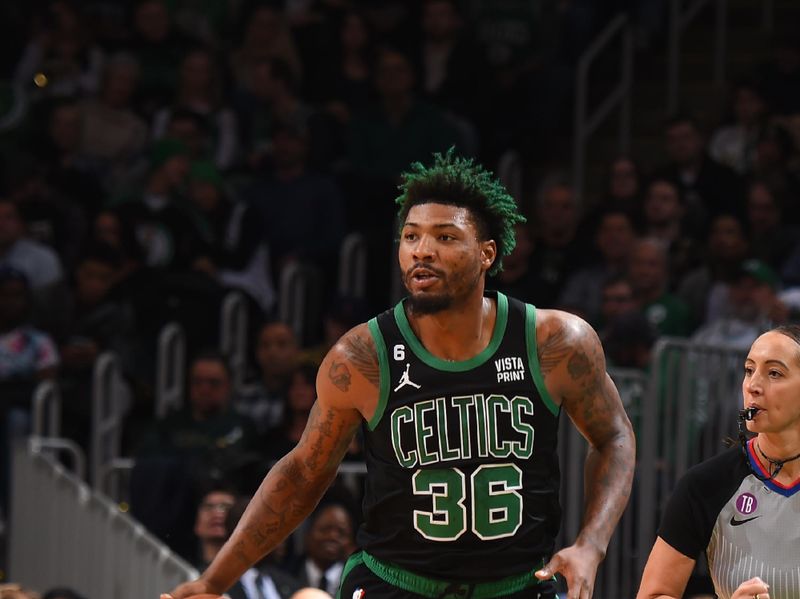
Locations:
535;543;603;599
160;578;219;599
731;576;770;599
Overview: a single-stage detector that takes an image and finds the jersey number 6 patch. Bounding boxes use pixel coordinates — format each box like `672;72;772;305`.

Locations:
412;464;523;541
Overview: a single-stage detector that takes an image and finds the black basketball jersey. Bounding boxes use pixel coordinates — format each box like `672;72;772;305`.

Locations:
358;291;562;582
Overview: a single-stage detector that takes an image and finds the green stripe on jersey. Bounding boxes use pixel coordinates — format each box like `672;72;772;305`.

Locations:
524;304;560;417
393;292;509;371
367;317;391;430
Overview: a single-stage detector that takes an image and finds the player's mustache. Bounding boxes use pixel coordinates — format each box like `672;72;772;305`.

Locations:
406;264;446;279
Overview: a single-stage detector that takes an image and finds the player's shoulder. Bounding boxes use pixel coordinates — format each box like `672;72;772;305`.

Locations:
325;322;377;364
533;307;600;349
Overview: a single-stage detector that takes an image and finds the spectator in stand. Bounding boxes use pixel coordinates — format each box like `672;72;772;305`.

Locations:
306;11;375;126
13;0;104;99
30;97;106;224
654;113;744;237
0;266;59;390
412;0;489;132
247;121;344;279
691;259;785;350
750;122;800;212
528;172;588;308
348;47;458;186
488;221;543;304
559;209;636;327
233;57;316;172
0;199;63;292
709;78;769;175
641;177;702;289
111;138;209;271
678;213;751;330
4;155;88;275
152;46;239;170
302;295;371;366
78;52;148;191
230;5;303;87
135;350;259;471
628;237;691;337
291;498;357;596
43;243;136;448
186;161;275;314
582;156;645;229
129;0;194;117
602;310;658;371
745;179;800;273
192;482;237;571
235;320;299;435
597;274;639;339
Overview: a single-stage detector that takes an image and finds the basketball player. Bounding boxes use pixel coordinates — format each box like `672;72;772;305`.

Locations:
637;325;800;599
163;151;635;599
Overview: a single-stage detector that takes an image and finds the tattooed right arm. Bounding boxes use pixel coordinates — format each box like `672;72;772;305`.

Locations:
174;325;377;597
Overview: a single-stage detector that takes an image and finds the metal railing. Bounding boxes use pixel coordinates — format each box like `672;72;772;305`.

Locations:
279;261;311;343
339;232;367;299
31;379;61;438
667;0;728;114
635;337;746;588
10;440;197;598
557;366;648;599
220;290;249;394
91;352;130;495
155;322;185;419
573;13;633;204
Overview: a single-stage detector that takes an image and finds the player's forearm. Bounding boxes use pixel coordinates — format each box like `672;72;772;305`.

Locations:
201;451;338;591
576;426;636;555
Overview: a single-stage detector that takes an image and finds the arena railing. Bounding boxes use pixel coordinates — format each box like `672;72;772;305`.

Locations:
91;352;132;497
666;0;728;114
339;232;367;299
635;336;747;590
9;438;197;598
279;261;313;344
556;366;648;599
220;290;250;395
573;12;633;205
155;321;186;419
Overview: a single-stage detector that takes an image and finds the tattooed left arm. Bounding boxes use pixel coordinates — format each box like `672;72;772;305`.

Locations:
163;326;374;599
534;311;636;598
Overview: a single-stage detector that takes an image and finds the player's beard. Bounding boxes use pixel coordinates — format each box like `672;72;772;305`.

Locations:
407;291;453;315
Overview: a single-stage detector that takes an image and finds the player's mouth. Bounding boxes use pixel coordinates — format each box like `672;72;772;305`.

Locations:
409;267;443;289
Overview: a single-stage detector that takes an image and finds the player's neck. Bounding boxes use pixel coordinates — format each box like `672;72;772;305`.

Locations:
408;292;495;362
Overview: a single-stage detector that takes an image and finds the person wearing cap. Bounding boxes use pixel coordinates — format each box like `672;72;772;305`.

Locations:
111;138;209;271
691;259;787;350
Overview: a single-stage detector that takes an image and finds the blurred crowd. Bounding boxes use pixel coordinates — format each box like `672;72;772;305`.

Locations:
0;0;800;596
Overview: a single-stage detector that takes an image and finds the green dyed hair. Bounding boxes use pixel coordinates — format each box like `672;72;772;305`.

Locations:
395;148;526;276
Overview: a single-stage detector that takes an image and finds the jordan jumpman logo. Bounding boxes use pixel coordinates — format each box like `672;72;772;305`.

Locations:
394;363;422;391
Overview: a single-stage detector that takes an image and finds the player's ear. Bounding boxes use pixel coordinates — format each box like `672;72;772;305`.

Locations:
480;240;496;272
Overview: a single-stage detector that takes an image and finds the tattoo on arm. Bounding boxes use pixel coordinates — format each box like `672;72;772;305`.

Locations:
328;360;351;391
537;324;572;375
342;333;380;388
567;351;591;379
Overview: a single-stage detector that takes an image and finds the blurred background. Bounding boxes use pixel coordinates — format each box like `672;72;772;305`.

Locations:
1;0;800;598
